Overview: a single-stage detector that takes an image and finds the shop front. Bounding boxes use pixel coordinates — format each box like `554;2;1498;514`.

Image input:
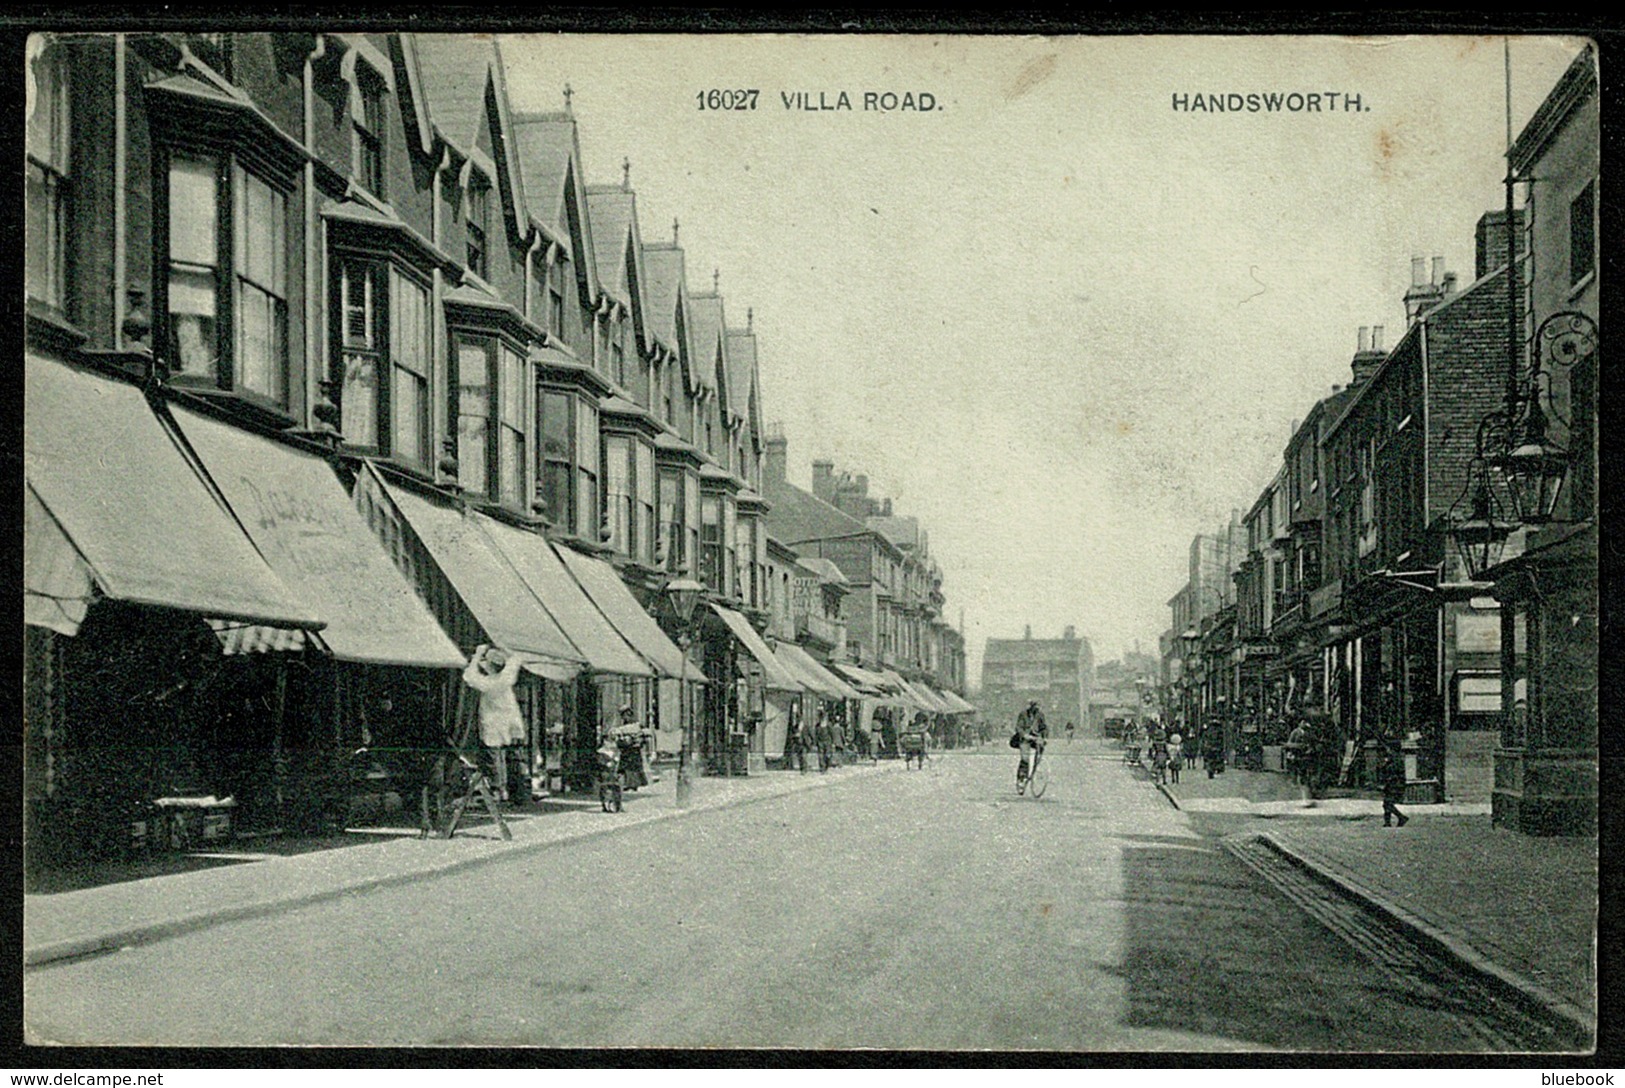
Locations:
707;603;805;774
24;356;323;863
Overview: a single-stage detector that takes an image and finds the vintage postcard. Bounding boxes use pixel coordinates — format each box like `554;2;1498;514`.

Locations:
21;26;1599;1059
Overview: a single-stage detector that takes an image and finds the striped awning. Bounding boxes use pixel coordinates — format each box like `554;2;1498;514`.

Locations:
208;619;309;654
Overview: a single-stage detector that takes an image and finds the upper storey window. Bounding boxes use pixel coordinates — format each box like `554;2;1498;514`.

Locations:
25;39;70;314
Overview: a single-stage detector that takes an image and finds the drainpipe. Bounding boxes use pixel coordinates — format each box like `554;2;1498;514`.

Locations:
304;34;327;426
432;147;453;457
113;35;127;350
524;231;542;324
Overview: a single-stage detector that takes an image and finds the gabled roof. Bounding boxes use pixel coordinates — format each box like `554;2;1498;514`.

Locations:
393;35;435;157
411;35;526;241
412;35;494;157
511;111;598;298
584;187;635;304
686;294;724;396
764;476;870;549
641;243;687;364
724;328;757;429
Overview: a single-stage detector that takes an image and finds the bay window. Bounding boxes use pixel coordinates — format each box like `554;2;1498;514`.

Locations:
659;467;685;571
498;346;528;510
577;400;600;535
25;38;70;312
636;442;655;566
536;390;599;537
540;391;574;527
685;475;700;584
164;153;290;407
723;497;737;598
336;259;429;467
455;334;492;497
700;495;722;591
605;435;633;555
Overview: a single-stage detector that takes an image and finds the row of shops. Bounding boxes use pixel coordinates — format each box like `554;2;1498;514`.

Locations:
24;352;977;863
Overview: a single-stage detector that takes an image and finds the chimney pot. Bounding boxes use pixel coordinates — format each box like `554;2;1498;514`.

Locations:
1411;257;1427;286
1358;326;1370;352
1024;625;1032;640
1441;272;1458;295
1432;256;1445;284
1372;324;1384;350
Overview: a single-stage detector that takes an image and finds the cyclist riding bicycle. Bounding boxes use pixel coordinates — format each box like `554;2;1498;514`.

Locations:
1014;700;1048;794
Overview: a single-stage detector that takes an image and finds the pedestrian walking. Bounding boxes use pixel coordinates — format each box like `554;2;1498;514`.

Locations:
1166;732;1183;784
1380;734;1409;827
815;708;834;773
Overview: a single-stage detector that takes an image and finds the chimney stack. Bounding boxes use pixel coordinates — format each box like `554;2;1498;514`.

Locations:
811;460;835;501
764;427;788;486
1351;326;1387;387
1476;208;1527;279
1064;625;1076;641
1404;255;1448;323
1024;625;1032;640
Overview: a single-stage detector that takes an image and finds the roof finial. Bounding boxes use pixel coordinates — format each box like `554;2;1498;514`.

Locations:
712;268;720;293
621;157;630;190
672;217;680;244
563;83;573;113
746;307;753;331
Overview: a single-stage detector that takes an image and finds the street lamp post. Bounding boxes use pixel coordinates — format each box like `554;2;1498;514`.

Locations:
665;577;706;807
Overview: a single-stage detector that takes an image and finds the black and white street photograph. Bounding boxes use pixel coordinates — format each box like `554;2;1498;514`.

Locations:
19;25;1602;1058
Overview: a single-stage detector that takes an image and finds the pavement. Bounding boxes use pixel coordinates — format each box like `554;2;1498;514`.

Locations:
1138;756;1598;1042
23;755;909;969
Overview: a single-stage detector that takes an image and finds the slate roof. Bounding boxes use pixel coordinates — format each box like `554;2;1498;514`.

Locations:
511;113;578;242
723;329;756;427
584;187;634;304
641;244;685;351
866;515;920;550
763;477;869;548
412;35;494;155
685;295;724;394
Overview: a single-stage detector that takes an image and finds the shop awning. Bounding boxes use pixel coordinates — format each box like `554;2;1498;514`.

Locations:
880;669;933;711
939;689;977;714
172;406;465;669
709;603;804;692
367;469;583;675
24;355;321;631
914;683;955;714
476;515;653;677
830;662;891;697
24;483;94;636
553;545;695;679
769;643;841;699
775;642;861;700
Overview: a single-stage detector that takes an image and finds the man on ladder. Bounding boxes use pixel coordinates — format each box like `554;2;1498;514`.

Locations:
444;644;523;839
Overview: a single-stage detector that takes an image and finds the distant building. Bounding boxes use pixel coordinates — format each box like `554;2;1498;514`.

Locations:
980;626;1094;730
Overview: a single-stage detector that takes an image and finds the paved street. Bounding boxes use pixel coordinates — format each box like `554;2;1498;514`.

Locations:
25;740;1495;1051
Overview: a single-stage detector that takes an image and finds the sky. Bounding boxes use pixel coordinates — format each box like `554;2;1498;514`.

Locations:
499;33;1588;682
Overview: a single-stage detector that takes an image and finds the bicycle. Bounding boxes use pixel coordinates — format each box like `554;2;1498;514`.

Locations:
1015;739;1048;798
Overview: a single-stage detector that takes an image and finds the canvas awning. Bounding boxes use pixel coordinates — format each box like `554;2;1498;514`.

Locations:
938;689;977;714
24;355;321;632
880;669;933;711
775;642;861;700
172;406;465;669
769;643;843;700
709;603;804;692
830;662;892;697
368;470;583;676
553;545;697;679
476;515;654;677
